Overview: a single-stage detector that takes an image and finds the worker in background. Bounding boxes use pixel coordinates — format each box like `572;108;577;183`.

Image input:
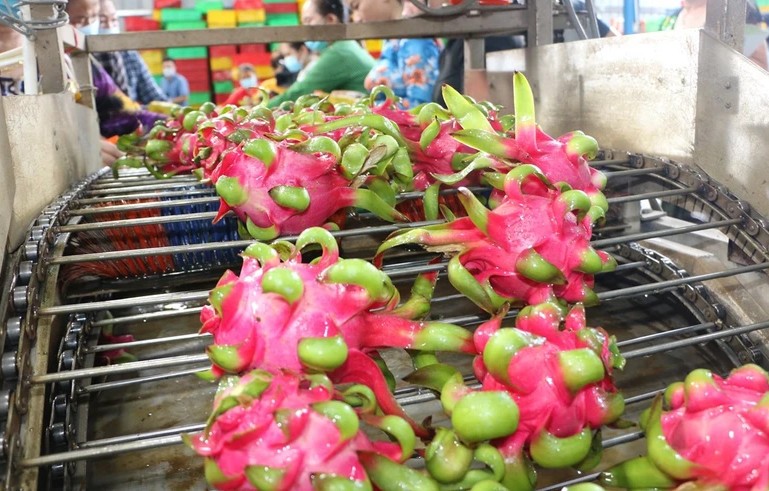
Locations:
267;0;374;108
349;0;440;108
160;58;189;105
275;42;314;87
660;0;768;70
66;0;167;165
97;0;168;105
224;63;260;106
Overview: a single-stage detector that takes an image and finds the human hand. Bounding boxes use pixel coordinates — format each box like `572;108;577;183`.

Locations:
100;138;124;166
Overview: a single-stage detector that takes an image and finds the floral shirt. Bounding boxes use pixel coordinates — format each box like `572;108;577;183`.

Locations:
365;38;440;109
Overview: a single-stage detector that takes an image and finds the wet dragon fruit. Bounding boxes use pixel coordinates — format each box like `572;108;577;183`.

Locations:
200;227;474;433
408;302;624;489
186;369;438;491
449;72;607;210
602;365;769;491
374;164;616;313
210;136;408;240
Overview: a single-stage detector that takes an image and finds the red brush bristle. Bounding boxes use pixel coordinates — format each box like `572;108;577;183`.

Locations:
60;200;175;287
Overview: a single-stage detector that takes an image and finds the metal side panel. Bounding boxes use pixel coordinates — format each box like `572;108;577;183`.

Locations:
0;98;15;273
485;30;701;163
694;30;769;219
2;94;101;250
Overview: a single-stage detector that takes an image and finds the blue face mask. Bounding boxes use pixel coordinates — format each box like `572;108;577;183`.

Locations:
304;41;328;52
78;19;100;36
240;75;258;89
283;55;303;73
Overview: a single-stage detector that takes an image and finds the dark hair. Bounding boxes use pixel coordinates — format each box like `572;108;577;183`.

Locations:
312;0;345;23
289;42;306;51
162;57;175;63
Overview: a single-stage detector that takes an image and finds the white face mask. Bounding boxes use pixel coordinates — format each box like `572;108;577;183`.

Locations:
162;67;176;78
101;25;120;35
78;19;100;36
240;75;257;89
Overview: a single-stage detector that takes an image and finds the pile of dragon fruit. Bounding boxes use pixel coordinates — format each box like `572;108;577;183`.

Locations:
114;74;769;489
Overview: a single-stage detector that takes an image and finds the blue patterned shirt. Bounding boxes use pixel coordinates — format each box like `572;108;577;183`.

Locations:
365;38;440;109
121;50;168;104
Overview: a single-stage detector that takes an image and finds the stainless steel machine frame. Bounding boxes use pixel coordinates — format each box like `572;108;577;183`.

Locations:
2;0;769;488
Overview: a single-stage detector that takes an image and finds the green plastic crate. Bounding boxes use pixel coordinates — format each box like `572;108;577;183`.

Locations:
167;46;209;59
160;8;203;23
164;20;207;30
263;0;297;3
265;13;299;26
213;80;234;94
153;74;164;86
194;0;224;11
188;91;212;105
238;22;266;27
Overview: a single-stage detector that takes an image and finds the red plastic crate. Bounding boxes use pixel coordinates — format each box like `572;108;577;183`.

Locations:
238;44;268;54
234;0;264;8
264;3;297;14
232;52;271;67
124;16;161;31
215;93;230;105
210;45;238;57
188;78;211;92
173;59;209;73
154;0;182;7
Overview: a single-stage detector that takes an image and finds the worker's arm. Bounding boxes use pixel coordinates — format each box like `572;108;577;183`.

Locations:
267;46;346;108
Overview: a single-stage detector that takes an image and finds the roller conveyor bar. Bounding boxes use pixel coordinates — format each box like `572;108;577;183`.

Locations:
79;367;209;394
606;186;699;204
74;188;216;204
89;176;201;189
85;333;210;353
90;307;204;326
55;211;220;234
83;181;209;196
622;319;769;359
600;167;664;178
68;196;221;216
616;321;718;348
39;291;211;315
597;262;769;301
77;423;207;449
591;217;742;248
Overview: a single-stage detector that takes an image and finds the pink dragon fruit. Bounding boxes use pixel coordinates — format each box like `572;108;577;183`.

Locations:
374;165;616;313
450;73;607;211
209;136;407;240
186;369;437;490
408;303;625;490
200;227;474;434
602;365;769;490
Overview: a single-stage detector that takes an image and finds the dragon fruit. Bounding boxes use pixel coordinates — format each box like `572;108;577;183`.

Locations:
602;365;769;490
200;227;474;433
186;369;438;491
408;302;625;489
374;164;616;313
449;73;607;210
209;135;409;240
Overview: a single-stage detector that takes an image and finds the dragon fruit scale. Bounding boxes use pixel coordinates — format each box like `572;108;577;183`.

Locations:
374;164;616;313
186;369;439;491
200;227;475;435
602;365;769;491
407;303;625;490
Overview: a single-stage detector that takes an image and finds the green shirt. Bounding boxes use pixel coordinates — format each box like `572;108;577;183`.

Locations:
268;40;375;108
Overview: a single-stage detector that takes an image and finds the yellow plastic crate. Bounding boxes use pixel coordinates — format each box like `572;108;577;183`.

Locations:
364;39;383;52
236;9;266;24
140;49;164;65
255;65;274;79
210;56;233;71
152;9;161;21
207;9;237;27
146;60;163;75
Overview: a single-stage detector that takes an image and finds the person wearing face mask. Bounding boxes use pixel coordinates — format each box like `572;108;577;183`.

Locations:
348;0;440;109
277;42;314;86
96;0;168;105
66;0;166;139
224;64;261;105
266;0;375;108
160;58;189;105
